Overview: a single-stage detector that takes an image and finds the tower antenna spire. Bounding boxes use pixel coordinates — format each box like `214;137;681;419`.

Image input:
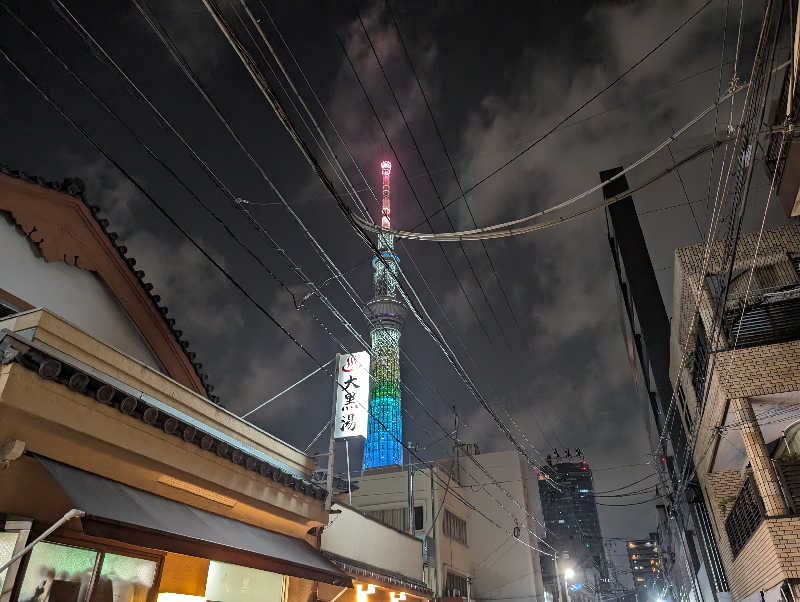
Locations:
380;160;392;230
362;161;407;470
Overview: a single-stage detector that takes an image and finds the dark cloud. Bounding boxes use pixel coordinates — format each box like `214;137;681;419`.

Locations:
0;0;791;576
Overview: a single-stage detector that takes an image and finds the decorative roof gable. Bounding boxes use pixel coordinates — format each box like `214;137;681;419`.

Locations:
0;166;219;404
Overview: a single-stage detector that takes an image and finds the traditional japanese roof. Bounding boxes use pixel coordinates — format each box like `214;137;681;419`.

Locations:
0;165;219;404
322;551;433;598
0;329;327;501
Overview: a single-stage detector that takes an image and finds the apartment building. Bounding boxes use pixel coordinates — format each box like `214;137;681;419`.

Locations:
670;224;800;602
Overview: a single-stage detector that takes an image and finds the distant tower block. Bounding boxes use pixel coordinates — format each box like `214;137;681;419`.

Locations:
362;161;407;470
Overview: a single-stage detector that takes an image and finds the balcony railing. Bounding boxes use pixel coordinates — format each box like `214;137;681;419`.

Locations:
724;473;765;557
422;536;436;566
775;459;800;513
724;461;800;558
722;286;800;349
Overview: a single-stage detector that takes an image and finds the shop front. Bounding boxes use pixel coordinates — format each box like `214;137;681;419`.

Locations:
0;312;350;602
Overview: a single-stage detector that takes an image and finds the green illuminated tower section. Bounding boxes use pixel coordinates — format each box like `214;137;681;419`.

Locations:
362;160;407;470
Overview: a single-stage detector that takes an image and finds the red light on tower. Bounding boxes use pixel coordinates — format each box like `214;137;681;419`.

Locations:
380;161;392;230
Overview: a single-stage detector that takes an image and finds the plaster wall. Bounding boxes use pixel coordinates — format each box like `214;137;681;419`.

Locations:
0;215;161;369
321;504;423;581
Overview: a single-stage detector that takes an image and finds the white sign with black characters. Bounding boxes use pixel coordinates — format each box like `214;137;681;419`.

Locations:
334;352;370;439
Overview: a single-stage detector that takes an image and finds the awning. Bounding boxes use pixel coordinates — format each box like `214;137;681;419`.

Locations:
37;457;351;587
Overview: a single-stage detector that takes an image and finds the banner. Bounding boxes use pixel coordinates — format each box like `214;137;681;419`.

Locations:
334;352;370;439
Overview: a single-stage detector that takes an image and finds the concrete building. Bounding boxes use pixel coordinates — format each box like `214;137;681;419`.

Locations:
538;453;606;602
0;169;349;602
348;447;546;601
604;168;730;602
320;503;432;601
626;534;662;602
670;224;800;602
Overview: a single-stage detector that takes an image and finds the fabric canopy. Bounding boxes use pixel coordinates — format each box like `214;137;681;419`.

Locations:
38;457;351;587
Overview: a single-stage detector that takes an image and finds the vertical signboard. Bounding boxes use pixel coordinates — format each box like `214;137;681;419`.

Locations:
334;351;370;440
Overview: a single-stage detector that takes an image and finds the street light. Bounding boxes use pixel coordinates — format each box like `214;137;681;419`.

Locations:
563;568;575;602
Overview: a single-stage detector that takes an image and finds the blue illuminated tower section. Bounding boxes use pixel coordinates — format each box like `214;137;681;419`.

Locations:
362;160;407;470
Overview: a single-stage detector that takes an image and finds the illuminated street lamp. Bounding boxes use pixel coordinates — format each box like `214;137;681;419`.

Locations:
563;567;575;602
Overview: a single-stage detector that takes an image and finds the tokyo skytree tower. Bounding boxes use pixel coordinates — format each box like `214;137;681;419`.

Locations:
362;160;407;470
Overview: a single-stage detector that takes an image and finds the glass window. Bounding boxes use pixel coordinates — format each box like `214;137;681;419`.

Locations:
1;532;20;593
414;506;424;531
18;541;98;602
204;561;284;602
90;554;157;602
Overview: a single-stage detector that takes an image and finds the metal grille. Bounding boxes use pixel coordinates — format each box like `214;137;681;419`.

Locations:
443;509;468;545
724;474;765;557
691;318;710;403
723;295;800;348
422;536;436;566
775;460;800;513
445;572;468;597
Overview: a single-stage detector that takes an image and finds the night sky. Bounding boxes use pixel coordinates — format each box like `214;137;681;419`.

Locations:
0;0;791;570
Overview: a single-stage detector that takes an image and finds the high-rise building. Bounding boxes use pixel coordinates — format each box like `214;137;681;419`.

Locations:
539;451;607;602
362;161;407;470
604;167;729;602
627;534;663;602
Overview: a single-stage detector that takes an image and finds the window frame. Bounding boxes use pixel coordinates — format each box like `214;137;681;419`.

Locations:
10;532;164;602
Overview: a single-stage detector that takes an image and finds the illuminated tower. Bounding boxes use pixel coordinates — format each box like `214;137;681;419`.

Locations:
362;161;407;470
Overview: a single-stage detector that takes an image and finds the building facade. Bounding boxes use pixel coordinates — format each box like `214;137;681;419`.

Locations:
670;224;800;602
604;168;730;602
627;534;663;602
320;503;432;601
539;453;606;602
348;448;546;601
0;170;348;602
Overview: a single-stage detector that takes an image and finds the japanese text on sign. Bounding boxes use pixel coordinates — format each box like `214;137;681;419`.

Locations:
334;352;370;439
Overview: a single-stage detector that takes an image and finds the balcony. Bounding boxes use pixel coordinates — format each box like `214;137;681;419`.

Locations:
722;286;800;350
724;460;800;557
724;474;765;557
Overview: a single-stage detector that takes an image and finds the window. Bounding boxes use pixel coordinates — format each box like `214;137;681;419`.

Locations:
443;510;467;546
16;540;159;602
445;572;468;596
0;302;18;319
414;506;423;531
1;532;20;593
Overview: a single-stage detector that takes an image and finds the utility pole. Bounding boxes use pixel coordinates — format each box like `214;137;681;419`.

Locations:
325;353;340;511
407;442;416;535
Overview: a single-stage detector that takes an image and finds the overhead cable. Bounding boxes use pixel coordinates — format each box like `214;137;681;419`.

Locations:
202;0;559;484
350;60;791;242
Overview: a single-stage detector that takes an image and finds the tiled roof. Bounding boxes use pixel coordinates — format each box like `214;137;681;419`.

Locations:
0;165;220;406
0;329;327;501
322;551;432;597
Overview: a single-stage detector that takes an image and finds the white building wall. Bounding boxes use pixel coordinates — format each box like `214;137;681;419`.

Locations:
348;465;472;596
0;215;162;369
321;503;423;581
460;450;546;602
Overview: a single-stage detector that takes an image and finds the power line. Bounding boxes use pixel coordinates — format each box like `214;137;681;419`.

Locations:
333;24;498;347
356;4;517;350
350;61;792;242
255;0;483;376
202;0;560;486
413;0;715;222
10;4;563;561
